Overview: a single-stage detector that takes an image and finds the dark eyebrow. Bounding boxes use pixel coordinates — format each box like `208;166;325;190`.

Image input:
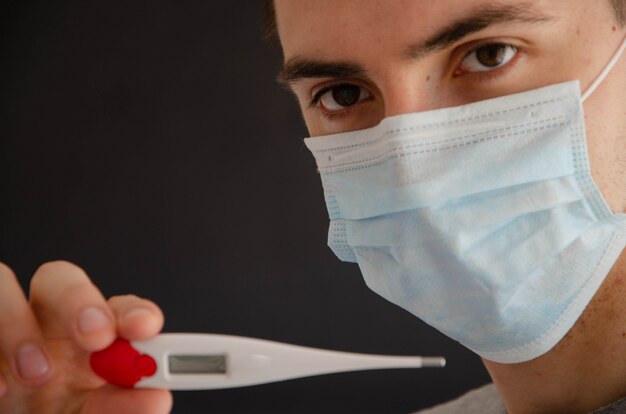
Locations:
277;57;367;87
407;2;554;59
278;2;554;86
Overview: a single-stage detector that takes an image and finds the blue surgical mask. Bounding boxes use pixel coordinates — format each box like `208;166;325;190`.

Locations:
304;36;626;364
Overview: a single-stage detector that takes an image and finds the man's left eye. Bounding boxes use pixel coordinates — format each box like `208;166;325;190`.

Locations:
457;43;518;74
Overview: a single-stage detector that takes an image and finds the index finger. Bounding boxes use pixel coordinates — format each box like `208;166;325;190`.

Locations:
29;261;117;352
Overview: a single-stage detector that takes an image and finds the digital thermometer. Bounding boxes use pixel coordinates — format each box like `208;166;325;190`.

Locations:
90;333;445;390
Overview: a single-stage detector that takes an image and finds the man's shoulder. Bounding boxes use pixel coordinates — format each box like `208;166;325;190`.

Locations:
591;395;626;413
413;383;626;414
414;383;506;414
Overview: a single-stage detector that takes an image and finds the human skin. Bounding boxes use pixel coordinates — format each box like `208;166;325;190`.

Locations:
274;0;626;413
0;262;172;414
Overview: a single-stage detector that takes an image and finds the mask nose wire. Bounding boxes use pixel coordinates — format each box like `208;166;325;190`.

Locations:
581;34;626;102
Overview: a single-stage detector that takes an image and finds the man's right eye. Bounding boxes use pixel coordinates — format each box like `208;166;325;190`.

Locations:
311;83;372;112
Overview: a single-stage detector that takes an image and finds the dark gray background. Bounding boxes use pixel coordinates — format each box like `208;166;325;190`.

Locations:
0;2;491;413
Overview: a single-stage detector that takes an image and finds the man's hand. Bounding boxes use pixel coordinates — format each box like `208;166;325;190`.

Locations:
0;261;173;414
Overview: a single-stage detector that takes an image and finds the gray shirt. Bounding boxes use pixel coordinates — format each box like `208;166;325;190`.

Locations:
415;384;626;414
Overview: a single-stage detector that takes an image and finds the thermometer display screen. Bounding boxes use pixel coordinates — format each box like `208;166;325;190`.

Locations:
168;354;227;374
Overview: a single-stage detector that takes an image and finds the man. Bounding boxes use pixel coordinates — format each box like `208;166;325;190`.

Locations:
0;1;624;413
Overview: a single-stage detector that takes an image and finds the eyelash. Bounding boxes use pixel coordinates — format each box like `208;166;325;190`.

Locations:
454;41;519;79
308;41;521;116
309;92;357;120
309;88;329;107
308;84;366;121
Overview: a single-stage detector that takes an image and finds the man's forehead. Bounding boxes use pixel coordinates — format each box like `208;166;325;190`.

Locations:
275;0;444;55
275;0;553;59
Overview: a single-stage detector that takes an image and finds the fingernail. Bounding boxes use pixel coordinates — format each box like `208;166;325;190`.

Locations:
16;343;50;380
121;307;152;323
78;306;111;335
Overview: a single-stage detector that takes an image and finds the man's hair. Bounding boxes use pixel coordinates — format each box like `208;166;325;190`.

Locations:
262;0;279;45
262;0;626;44
612;0;626;24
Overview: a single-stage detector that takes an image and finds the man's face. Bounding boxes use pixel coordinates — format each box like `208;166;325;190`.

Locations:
275;0;626;211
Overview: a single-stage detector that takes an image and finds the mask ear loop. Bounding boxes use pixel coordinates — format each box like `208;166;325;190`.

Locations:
581;34;626;102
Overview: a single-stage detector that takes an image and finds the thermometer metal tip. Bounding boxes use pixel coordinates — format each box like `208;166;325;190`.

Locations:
420;357;447;368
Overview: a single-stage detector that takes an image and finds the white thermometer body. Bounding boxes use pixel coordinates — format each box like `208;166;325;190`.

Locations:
90;333;445;390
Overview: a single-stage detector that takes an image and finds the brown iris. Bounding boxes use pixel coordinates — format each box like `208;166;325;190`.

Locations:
331;84;361;107
475;44;510;67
